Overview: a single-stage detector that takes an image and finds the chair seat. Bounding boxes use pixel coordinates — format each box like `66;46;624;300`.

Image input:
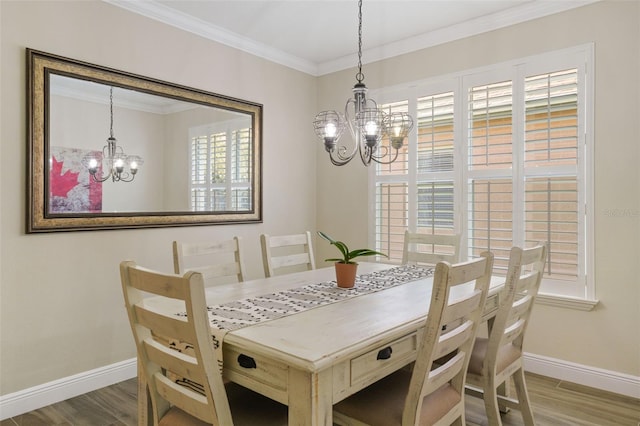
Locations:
467;338;522;377
159;382;287;426
334;369;461;426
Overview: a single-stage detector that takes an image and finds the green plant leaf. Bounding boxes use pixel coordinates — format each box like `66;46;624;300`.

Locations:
318;231;387;264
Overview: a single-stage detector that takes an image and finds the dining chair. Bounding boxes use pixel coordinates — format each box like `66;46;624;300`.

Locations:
333;252;494;426
402;231;460;266
260;231;316;277
173;237;246;286
120;261;288;426
464;243;547;426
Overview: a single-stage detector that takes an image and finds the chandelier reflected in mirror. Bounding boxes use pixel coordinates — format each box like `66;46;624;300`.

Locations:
313;0;413;166
82;86;143;182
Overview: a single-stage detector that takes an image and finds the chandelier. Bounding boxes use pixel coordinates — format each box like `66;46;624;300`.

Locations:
82;86;143;182
313;0;414;166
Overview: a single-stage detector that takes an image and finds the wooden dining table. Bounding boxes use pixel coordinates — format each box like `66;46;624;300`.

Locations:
137;262;504;426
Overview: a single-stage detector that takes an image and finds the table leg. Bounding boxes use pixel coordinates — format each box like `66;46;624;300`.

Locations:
287;368;333;426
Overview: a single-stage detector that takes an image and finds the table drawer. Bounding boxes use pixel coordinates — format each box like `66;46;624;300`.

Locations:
223;347;288;401
350;332;418;387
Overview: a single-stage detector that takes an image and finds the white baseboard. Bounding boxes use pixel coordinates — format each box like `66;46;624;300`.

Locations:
0;358;137;420
524;352;640;399
1;354;638;420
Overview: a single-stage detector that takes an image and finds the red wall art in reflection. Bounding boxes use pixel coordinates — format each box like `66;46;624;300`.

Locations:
49;147;102;213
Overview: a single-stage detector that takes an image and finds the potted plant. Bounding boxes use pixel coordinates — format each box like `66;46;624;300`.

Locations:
317;231;387;288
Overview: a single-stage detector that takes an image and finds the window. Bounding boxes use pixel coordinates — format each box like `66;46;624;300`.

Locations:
371;45;593;300
190;121;252;212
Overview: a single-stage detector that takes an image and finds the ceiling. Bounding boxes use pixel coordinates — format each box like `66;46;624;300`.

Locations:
106;0;597;76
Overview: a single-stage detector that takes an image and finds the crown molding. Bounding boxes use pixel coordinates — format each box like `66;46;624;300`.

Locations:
104;0;599;77
103;0;318;75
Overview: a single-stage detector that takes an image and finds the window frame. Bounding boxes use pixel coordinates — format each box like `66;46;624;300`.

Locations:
368;44;595;302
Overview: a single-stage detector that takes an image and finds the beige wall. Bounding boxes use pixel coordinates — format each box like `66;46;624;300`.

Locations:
316;1;640;376
0;0;317;394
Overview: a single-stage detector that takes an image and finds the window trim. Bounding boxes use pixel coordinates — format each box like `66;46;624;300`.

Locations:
368;43;596;304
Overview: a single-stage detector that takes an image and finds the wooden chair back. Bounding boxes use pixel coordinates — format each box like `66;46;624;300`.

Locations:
402;231;460;266
403;253;493;425
120;261;234;425
173;237;246;286
333;252;493;426
260;231;316;277
465;243;547;425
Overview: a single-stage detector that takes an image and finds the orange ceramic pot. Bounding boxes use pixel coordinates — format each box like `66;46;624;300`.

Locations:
335;262;358;288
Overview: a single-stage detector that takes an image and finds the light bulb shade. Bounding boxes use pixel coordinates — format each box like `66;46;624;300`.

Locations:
313;110;346;152
81;153;101;174
113;154;126;172
384;112;414;149
356;108;386;148
127;155;143;171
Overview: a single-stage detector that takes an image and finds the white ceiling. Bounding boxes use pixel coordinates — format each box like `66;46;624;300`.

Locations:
106;0;597;76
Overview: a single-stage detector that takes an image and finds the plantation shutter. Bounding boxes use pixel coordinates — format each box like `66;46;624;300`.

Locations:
524;69;580;283
467;81;514;270
190;126;252;212
416;92;455;236
375;101;410;260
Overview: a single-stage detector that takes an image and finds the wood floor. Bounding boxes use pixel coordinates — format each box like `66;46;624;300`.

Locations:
2;373;638;425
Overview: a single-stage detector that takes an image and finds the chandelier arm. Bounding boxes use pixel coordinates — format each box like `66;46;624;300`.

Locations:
344;98;358;140
114;173;136;182
358;141;371;164
332;145;356;162
371;148;400;165
88;172;113;183
329;153;352;166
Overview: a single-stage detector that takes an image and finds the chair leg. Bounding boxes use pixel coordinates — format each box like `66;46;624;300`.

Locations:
497;380;510;413
483;382;504;426
512;368;535;426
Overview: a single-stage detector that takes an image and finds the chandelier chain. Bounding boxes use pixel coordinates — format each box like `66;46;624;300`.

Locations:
109;86;114;139
356;0;364;83
312;0;414;166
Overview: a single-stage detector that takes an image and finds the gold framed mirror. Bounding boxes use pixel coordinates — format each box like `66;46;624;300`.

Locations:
27;49;262;233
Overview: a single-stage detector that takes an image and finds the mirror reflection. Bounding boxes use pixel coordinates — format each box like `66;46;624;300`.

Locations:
28;49;262;232
49;74;253;214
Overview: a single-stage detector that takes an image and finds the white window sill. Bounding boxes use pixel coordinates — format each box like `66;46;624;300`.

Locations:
536;293;598;311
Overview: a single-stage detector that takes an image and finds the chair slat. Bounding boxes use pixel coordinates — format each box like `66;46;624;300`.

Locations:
271;253;312;269
422;352;465;397
134;305;196;344
143;338;207;386
191;262;241;280
434;319;474;360
173;237;245;285
261;232;316;277
442;290;482;324
154;374;215;423
502;318;526;346
402;231;460;266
